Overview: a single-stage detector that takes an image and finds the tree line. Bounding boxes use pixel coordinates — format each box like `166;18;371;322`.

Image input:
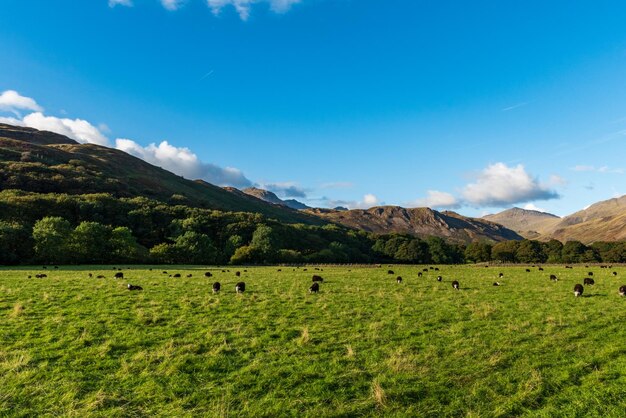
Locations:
0;190;624;265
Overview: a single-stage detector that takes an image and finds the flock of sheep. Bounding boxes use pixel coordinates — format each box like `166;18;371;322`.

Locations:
27;265;626;297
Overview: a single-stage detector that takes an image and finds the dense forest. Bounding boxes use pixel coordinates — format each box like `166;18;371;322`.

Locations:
1;190;625;266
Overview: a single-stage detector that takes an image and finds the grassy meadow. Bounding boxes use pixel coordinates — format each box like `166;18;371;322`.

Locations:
1;264;626;417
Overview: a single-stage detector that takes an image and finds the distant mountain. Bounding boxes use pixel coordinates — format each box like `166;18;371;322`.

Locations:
0;124;322;225
483;207;561;239
305;206;522;244
242;187;310;210
540;195;626;243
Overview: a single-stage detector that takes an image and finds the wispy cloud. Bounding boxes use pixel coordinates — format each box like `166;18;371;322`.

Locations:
108;0;133;7
320;182;354;189
260;181;307;198
409;190;460;209
161;0;185;10
501;102;529;112
571;165;624;174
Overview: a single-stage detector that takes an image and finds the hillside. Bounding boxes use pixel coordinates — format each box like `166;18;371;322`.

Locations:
305;206;522;243
0;124;322;225
483;207;561;238
242;187;310;210
540;195;626;243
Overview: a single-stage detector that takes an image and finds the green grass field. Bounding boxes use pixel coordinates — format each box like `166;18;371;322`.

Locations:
1;264;625;417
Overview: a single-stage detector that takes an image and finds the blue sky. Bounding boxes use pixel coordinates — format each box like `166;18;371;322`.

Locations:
1;0;626;217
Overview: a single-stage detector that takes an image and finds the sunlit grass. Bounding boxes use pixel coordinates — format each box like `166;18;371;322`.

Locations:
1;264;625;416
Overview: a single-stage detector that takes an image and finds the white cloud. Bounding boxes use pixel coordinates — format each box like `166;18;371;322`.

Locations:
161;0;184;10
410;190;460;209
207;0;300;20
320;181;354;189
109;0;133;7
313;193;381;210
523;203;546;213
261;182;307;198
0;90;43;115
21;112;110;146
115;138;252;188
462;163;559;207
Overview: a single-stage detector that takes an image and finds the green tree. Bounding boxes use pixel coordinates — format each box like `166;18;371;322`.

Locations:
250;225;279;263
149;243;179;264
561;241;587;264
110;226;144;263
174;231;217;264
71;221;112;264
395;239;431;263
515;240;546;264
491;240;520;263
542;239;563;263
0;221;33;265
464;242;492;263
32;217;72;264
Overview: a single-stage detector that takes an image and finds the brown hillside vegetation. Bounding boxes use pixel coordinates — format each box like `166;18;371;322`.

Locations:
483;207;561;238
306;206;522;244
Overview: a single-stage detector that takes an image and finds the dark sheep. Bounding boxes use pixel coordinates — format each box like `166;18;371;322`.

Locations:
396;276;402;284
277;269;282;272
574;284;584;297
434;268;439;271
525;269;531;273
452;280;459;290
429;267;434;270
588;272;594;277
127;284;143;291
613;272;618;276
423;268;429;272
387;270;394;275
538;267;544;271
162;271;168;274
212;282;221;293
235;282;246;293
235;271;241;277
88;273;93;278
312;275;324;282
222;270;226;273
187;274;193;278
499;273;504;278
27;275;31;279
310;282;320;293
619;285;626;297
437;276;442;282
418;272;423;277
114;272;124;279
97;275;105;278
584;278;595;285
173;273;181;278
205;272;213;278
493;282;500;286
550;274;558;281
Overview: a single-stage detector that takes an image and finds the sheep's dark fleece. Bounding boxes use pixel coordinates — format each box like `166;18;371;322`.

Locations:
312;275;324;282
584;278;595;285
452;280;459;290
235;282;246;293
396;276;402;283
619;285;626;297
574;284;584;297
114;272;124;279
205;272;213;278
310;282;320;293
212;282;221;293
127;284;143;291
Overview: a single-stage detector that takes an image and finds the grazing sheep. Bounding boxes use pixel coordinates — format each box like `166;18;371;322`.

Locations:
310;282;320;293
127;284;143;291
588;272;594;276
222;270;226;273
619;285;626;297
312;275;324;282
96;275;105;278
584;278;595;285
387;270;395;275
204;272;213;278
187;274;193;278
437;276;442;282
396;276;403;284
162;271;168;274
452;280;459;290
499;273;504;278
418;272;423;277
27;275;31;279
525;269;531;273
244;270;248;272
212;282;221;293
423;268;429;272
434;267;439;271
88;273;93;278
235;282;246;293
235;271;241;277
550;274;558;281
277;269;282;272
574;284;584;297
173;273;181;278
114;272;124;279
493;282;500;286
613;272;618;276
538;267;544;271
